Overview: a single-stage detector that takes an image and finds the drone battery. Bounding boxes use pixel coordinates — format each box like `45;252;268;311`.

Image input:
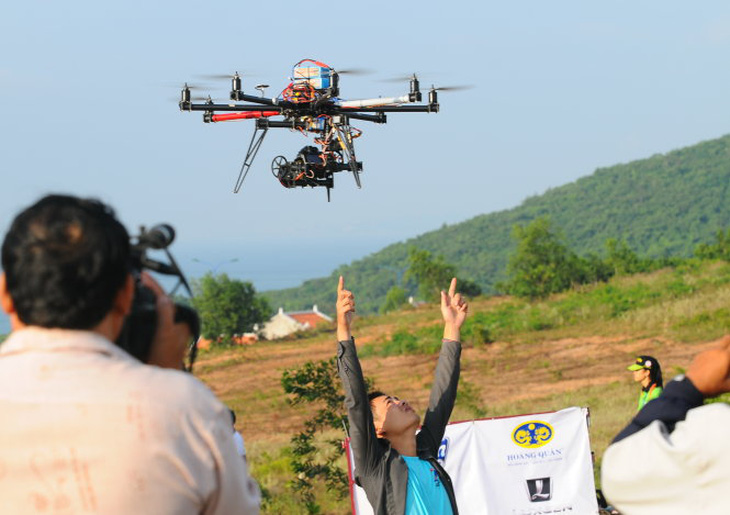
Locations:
293;65;332;90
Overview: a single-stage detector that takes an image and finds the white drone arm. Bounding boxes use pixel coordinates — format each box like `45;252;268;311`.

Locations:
336;95;411;108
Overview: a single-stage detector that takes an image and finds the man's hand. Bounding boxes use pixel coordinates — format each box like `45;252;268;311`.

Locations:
336;276;355;341
686;335;730;397
441;277;468;341
141;272;187;370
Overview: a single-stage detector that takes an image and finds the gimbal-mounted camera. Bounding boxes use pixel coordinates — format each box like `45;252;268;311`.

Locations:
116;224;200;372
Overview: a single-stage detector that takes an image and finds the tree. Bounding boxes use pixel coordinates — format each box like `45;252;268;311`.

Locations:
695;228;730;261
575;252;614;284
281;357;370;513
190;272;271;340
502;217;577;299
605;238;644;275
380;285;409;314
405;247;481;302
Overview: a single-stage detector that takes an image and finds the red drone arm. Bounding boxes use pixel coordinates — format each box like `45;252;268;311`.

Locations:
211;111;279;122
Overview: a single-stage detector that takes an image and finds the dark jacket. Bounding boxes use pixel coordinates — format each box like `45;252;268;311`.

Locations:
337;337;460;515
613;375;703;443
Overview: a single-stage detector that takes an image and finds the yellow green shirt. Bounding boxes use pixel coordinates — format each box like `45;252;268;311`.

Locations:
638;384;663;411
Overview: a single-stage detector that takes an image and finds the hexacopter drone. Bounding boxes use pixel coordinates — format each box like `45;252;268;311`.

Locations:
178;59;442;201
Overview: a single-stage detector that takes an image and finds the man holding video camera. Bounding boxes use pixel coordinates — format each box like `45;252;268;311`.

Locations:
0;194;260;513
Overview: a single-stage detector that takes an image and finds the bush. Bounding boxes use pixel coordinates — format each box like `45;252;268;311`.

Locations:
360;328;443;357
380;286;409;314
464;321;493;346
502;217;580;299
280;357;351;513
695;228;730;261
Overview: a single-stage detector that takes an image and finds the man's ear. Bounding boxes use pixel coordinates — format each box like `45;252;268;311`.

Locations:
372;413;386;438
113;274;135;317
0;272;26;331
0;272;15;316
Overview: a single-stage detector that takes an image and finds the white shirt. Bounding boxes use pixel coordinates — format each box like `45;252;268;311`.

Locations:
0;327;260;514
602;402;730;515
233;431;246;457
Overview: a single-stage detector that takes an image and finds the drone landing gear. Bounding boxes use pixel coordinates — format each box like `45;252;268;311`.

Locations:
234;125;269;193
333;118;362;188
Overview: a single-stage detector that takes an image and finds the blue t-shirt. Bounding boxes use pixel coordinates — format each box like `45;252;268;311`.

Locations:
402;456;453;515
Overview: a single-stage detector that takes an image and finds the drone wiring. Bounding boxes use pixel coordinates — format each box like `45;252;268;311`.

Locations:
281;82;316;104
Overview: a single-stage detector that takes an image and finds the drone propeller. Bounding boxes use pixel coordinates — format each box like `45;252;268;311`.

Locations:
335;68;373;76
195;71;258;81
171;83;202;103
197;74;234;80
163;81;208;91
380;73;419;83
429;84;474;92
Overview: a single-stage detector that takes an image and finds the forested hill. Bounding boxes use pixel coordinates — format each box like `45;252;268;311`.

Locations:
263;134;730;314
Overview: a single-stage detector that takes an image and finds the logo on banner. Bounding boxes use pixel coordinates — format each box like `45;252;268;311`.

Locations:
526;477;552;502
437;437;449;465
511;420;554;448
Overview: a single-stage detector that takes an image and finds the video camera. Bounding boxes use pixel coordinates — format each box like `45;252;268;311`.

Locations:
116;224;200;372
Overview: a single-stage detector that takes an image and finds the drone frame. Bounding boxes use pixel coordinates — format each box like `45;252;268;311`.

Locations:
179;59;440;199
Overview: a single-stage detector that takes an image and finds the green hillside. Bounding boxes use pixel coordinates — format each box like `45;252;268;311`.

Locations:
263;134;730;314
201;259;730;514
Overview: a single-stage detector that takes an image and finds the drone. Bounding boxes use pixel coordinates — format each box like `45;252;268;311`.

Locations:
178;59;442;201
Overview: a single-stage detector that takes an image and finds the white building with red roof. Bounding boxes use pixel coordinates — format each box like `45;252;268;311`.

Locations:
261;305;333;340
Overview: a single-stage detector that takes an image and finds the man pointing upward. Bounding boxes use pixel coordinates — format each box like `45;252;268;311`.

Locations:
336;275;467;515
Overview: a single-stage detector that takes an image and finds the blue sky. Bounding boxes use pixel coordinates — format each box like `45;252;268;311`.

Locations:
1;1;729;329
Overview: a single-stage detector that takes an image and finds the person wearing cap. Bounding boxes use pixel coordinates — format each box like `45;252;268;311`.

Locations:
627;355;663;411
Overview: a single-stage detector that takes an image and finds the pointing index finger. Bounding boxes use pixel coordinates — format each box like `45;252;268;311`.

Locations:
338;275;344;294
448;277;457;298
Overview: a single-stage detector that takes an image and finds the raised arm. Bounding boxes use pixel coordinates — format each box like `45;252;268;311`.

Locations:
336;275;354;342
441;277;468;342
418;278;468;453
335;276;383;474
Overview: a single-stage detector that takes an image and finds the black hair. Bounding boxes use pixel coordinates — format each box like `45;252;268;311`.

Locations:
645;356;663;389
368;391;387;404
1;194;130;329
367;390;387;422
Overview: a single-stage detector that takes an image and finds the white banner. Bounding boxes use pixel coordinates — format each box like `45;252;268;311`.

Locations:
346;407;598;514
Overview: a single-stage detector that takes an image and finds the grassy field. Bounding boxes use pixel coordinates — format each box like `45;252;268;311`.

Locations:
195;259;730;514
